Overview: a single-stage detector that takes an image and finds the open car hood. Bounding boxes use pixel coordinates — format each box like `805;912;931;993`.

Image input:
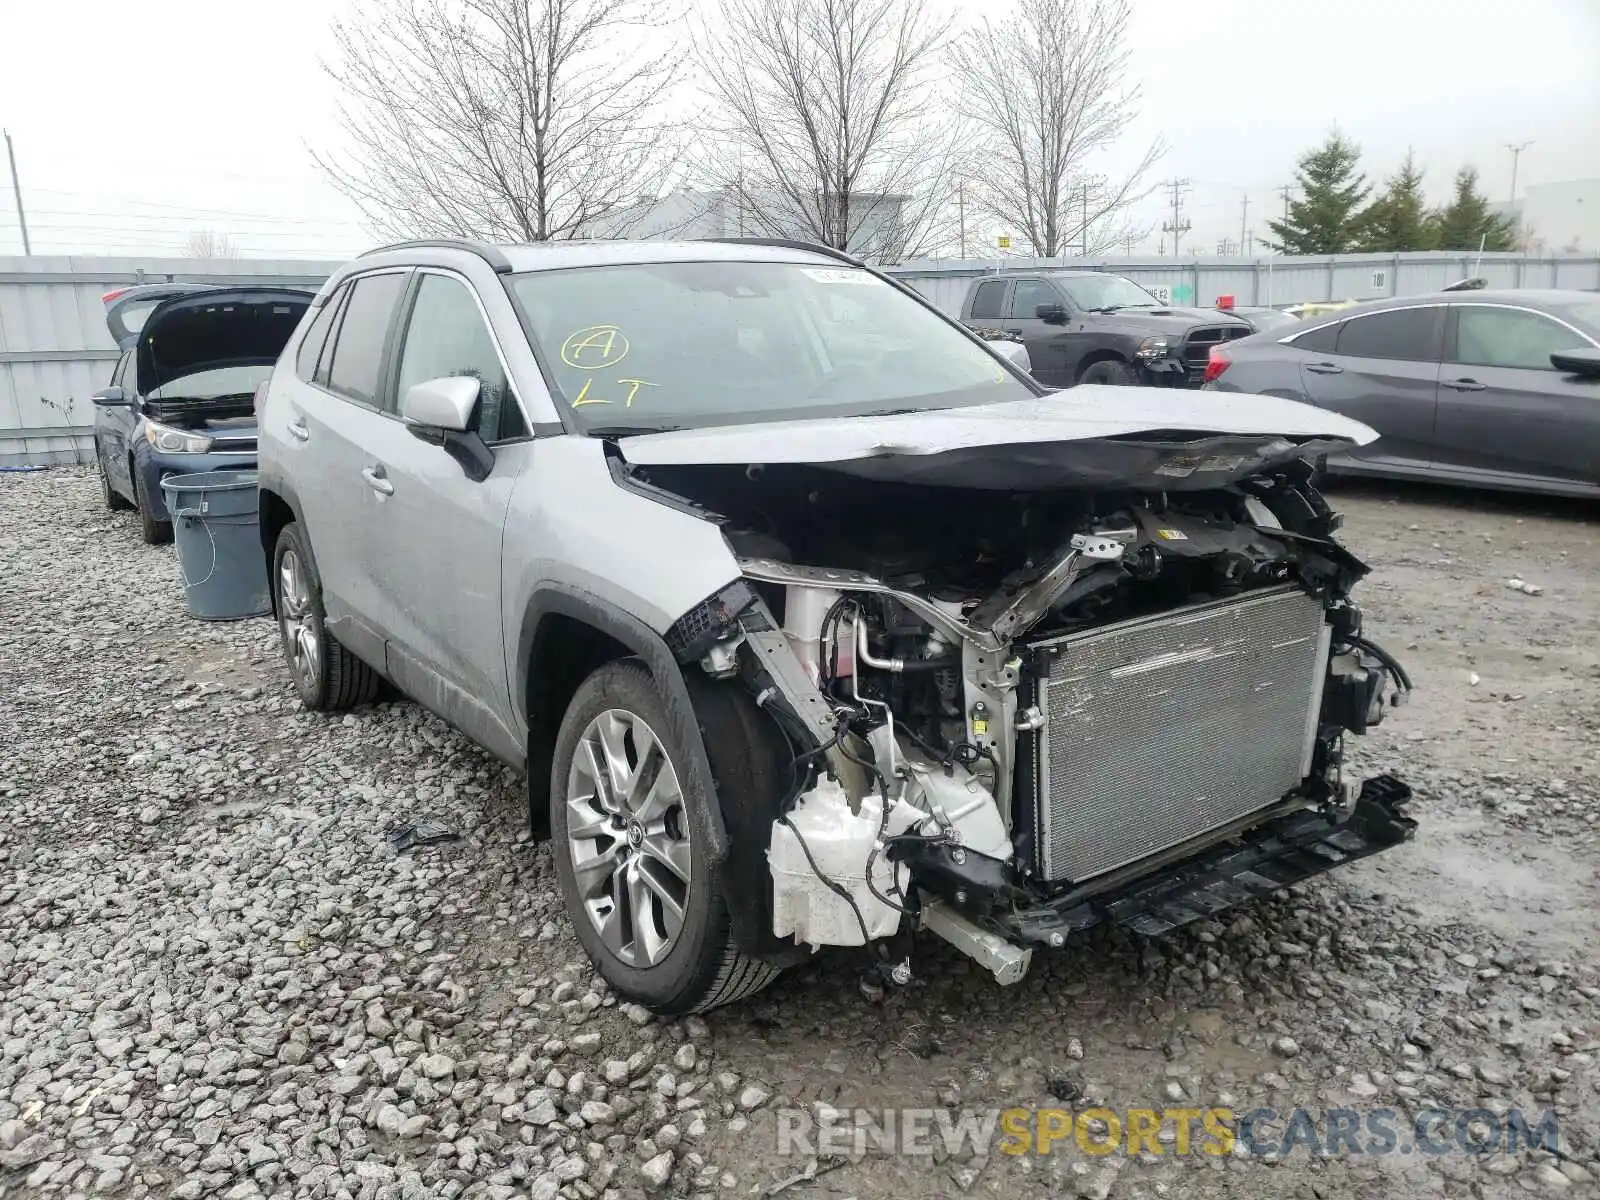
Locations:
615;386;1377;491
135;287;313;397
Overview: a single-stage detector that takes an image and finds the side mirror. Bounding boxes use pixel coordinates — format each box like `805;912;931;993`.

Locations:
91;386;130;407
401;376;479;431
1551;348;1600;379
401;375;494;482
990;339;1032;374
1036;303;1068;324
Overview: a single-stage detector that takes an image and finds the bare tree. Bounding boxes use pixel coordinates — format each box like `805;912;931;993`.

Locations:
185;229;241;258
948;0;1161;258
316;0;682;242
694;0;962;262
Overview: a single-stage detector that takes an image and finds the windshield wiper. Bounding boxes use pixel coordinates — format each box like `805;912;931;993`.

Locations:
843;407;925;418
585;424;685;438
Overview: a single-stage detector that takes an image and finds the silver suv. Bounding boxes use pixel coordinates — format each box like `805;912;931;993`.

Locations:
258;238;1417;1015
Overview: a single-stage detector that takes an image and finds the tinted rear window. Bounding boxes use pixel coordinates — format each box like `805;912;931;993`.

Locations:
970;281;1006;319
325;273;407;404
1335;307;1441;361
1289;322;1340;353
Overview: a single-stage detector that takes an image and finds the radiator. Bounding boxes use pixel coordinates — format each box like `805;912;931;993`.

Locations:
1023;584;1331;883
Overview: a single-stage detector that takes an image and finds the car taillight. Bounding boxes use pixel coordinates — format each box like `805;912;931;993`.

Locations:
1203;345;1230;384
102;287;130;304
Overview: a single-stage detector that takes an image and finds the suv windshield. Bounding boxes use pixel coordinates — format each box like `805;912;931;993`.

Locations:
1056;274;1162;312
507;261;1032;430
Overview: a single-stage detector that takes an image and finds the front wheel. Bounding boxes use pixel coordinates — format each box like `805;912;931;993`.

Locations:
1078;359;1139;386
133;466;172;544
272;523;381;711
551;660;781;1014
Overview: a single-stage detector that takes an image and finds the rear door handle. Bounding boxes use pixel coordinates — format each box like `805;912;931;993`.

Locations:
287;418;310;441
1443;377;1486;391
1305;362;1344;375
361;465;394;496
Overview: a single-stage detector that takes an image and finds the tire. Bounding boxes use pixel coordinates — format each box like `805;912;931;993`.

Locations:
133;465;173;544
272;523;382;711
98;443;133;511
1078;359;1139;386
551;660;782;1015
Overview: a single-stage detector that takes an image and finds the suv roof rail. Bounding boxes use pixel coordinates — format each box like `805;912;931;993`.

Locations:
697;237;864;267
359;239;514;274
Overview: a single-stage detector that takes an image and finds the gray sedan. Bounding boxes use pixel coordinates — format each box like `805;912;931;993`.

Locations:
1203;289;1600;498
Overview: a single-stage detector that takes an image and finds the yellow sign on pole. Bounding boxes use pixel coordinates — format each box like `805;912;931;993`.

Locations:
997;235;1012;250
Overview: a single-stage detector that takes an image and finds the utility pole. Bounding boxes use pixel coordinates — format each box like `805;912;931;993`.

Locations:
1505;141;1532;203
1277;184;1293;223
1161;177;1191;259
957;181;966;258
1239;193;1250;255
1080;186;1089;257
3;130;30;256
1121;232;1137;255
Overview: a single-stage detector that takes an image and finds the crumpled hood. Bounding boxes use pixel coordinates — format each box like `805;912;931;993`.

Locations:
616;387;1376;491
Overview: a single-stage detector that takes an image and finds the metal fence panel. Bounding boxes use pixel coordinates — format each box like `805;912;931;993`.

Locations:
0;256;340;466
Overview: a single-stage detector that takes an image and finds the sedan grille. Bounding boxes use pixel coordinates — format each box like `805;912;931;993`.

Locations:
1021;585;1331;883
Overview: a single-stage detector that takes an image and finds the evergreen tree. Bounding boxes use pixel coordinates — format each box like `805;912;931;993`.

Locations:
1355;151;1436;251
1431;166;1517;251
1263;132;1370;254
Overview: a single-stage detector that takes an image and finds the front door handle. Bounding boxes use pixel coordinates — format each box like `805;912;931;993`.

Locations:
1443;377;1486;392
287;418;310;441
1005;327;1024;335
361;465;394;496
1305;362;1344;375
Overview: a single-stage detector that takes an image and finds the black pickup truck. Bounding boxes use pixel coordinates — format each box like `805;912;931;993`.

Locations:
960;269;1252;389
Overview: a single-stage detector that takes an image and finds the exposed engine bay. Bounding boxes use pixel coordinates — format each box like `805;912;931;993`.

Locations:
637;451;1416;989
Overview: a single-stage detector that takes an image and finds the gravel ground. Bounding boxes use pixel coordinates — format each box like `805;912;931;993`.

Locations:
1;467;1597;1200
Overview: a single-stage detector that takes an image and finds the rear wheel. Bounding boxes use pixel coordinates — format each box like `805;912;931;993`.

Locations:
1079;359;1139;386
133;466;173;544
273;523;382;711
551;660;781;1014
97;443;133;511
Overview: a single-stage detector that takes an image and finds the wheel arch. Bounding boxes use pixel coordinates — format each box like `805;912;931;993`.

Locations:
1074;348;1132;381
517;585;730;867
257;482;308;619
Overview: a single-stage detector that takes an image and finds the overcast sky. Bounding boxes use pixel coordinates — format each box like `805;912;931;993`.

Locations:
1;0;1596;260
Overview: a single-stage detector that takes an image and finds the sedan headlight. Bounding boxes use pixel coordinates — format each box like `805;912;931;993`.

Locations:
144;421;213;454
1133;336;1170;360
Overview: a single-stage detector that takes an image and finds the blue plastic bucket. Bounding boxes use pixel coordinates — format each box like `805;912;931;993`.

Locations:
159;470;270;621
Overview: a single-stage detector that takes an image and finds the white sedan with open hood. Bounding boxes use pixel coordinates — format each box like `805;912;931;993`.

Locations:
257;238;1416;1015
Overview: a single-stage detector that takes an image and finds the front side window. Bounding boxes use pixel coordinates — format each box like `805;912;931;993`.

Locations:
1335;307;1441;361
508;261;1032;431
1453;306;1590;371
396;274;526;440
1056;274;1161;312
1009;279;1058;320
325;272;407;405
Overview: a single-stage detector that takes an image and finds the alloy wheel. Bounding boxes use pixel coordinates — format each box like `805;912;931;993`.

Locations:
278;548;321;693
565;709;692;967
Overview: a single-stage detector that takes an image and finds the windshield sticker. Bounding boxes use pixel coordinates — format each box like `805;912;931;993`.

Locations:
571;376;658;408
561;325;630;369
800;268;881;286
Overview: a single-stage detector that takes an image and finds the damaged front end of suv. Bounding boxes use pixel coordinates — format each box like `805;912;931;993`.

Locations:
619;402;1415;990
